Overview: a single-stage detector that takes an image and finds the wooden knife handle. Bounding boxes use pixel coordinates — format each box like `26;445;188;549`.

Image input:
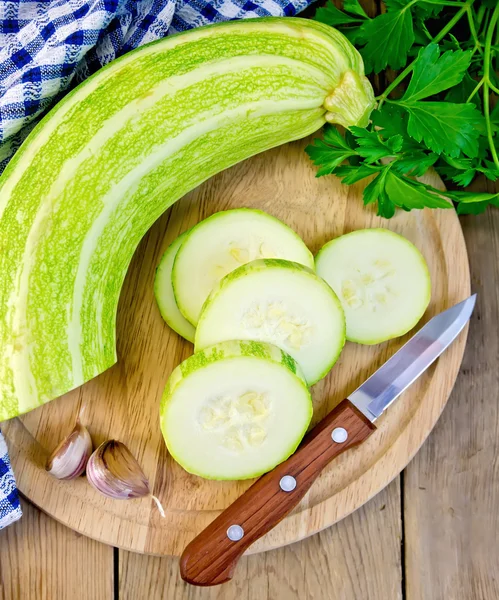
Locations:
180;399;376;586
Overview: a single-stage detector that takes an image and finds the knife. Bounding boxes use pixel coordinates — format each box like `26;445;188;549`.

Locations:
180;294;476;586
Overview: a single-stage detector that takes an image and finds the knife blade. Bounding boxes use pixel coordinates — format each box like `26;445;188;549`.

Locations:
180;295;476;587
349;294;476;422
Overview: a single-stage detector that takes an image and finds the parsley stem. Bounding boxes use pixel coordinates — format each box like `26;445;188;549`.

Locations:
483;3;499;169
376;1;474;108
479;7;490;39
424;1;465;5
466;78;484;103
476;4;486;30
467;7;483;55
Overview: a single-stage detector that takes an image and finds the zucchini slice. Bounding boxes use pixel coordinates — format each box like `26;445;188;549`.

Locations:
315;229;431;344
195;259;345;385
172;209;315;326
154;232;196;343
160;340;312;480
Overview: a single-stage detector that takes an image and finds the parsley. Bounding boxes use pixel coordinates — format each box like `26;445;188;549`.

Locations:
308;0;499;217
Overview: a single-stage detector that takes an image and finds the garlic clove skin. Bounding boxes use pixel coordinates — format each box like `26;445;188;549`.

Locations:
46;421;93;480
86;440;150;499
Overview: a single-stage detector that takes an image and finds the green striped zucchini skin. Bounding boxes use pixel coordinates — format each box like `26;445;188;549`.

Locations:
0;17;373;420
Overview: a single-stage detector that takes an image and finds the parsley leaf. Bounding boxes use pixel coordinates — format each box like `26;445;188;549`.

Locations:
391;151;438;176
349;126;404;162
314;3;364;27
401;101;483;157
362;167;452;218
314;0;368;27
305;126;357;176
383;171;452;210
456;201;492;215
340;27;367;45
450;192;499;215
372;104;408;138
478;162;499;181
305;140;356;176
402;44;472;102
334;164;381;184
371;104;424;153
383;0;412;9
414;1;444;18
343;0;369;18
323;124;356;149
435;155;486;186
363;169;394;217
445;72;482;108
360;7;415;73
437;165;477;187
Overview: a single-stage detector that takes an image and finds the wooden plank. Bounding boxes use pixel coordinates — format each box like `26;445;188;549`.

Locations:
0;499;114;600
119;479;401;600
404;180;499;600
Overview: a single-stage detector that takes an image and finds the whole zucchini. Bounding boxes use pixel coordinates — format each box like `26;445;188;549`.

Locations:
0;17;374;420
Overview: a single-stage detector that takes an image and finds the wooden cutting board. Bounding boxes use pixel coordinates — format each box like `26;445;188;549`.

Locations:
2;137;470;556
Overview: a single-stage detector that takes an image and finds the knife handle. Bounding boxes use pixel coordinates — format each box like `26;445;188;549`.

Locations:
180;399;376;586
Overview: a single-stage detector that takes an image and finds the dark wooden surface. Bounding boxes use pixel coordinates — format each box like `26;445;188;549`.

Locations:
180;400;375;586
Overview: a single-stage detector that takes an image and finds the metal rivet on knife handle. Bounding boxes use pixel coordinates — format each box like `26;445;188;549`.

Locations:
226;525;244;541
331;427;348;443
279;475;297;492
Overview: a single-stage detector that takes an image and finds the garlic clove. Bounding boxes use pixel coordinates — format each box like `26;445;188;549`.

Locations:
86;440;149;499
86;440;165;517
46;421;93;480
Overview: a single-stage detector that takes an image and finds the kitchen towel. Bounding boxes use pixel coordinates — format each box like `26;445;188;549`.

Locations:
0;432;22;530
0;0;313;174
0;0;313;529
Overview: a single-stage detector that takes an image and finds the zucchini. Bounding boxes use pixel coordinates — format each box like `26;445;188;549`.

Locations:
172;209;314;325
160;340;312;480
154;231;196;343
195;259;345;385
0;18;374;420
315;229;431;344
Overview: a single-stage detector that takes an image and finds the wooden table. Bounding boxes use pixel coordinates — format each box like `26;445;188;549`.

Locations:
1;193;498;600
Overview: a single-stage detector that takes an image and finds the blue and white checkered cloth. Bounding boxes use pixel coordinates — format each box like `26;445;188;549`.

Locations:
0;0;313;529
0;0;312;174
0;432;22;530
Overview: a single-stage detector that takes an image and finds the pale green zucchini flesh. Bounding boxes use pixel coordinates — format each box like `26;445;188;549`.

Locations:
195;259;346;385
154;231;196;343
160;340;312;480
315;229;431;344
172;209;315;325
0;17;374;420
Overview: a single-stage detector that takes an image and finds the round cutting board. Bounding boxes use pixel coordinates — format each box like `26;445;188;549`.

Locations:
2;137;470;556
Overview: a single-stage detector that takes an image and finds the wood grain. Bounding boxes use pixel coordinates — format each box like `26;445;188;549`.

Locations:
404;182;499;600
0;499;113;600
120;479;402;599
180;400;375;585
1;136;470;556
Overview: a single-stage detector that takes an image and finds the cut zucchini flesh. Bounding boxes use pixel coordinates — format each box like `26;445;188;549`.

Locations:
315;228;431;344
154;232;196;343
195;259;345;385
160;340;312;480
172;209;315;326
